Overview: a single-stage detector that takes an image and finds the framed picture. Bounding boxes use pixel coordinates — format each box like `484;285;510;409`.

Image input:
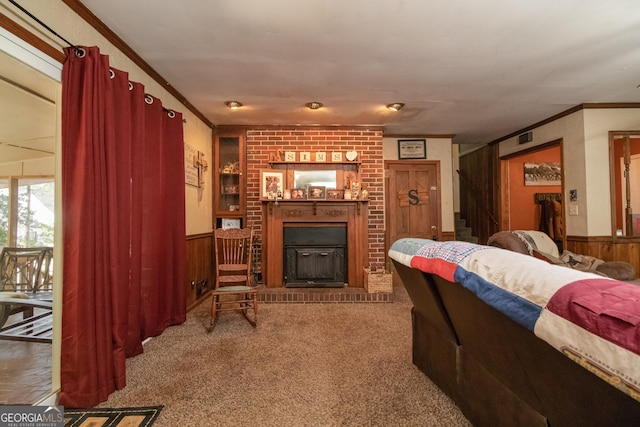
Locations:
350;180;362;199
398;139;426;159
307;185;326;200
327;189;343;200
524;162;561;186
291;188;306;199
260;169;284;200
184;143;199;187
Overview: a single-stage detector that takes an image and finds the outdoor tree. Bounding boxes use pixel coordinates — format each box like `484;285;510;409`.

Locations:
0;183;54;247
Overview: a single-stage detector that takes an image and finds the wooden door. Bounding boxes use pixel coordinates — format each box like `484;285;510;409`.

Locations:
385;161;441;255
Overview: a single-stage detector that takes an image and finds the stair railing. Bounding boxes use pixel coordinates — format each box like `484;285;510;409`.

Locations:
456;169;499;238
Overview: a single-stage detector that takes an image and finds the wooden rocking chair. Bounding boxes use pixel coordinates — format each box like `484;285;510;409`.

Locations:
208;227;258;332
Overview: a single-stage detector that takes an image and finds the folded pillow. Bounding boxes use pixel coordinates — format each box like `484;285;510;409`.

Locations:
487;231;529;254
560;250;601;271
514;230;561;258
595;261;637;281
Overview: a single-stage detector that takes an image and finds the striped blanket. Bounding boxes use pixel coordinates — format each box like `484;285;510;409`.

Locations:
389;238;640;402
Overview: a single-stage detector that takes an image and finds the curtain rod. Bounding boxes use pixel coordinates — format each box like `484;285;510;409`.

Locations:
9;0;75;47
9;1;186;123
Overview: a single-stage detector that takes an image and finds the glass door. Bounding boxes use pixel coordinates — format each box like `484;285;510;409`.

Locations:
214;133;245;228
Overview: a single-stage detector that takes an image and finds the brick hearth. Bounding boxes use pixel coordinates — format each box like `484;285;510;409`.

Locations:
256;286;393;303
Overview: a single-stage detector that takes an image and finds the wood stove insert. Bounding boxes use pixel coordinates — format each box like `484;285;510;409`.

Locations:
284;225;346;287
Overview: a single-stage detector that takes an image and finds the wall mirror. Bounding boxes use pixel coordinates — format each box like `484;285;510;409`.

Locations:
610;132;640;238
293;170;337;190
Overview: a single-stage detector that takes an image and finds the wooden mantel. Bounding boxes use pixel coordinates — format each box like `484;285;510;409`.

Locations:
261;200;369;288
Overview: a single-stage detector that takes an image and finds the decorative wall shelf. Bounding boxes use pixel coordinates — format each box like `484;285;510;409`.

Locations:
268;161;361;166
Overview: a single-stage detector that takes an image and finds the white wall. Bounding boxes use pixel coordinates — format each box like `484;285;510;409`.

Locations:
583;109;640;235
452;144;460;213
383;137;455;233
183;123;213;235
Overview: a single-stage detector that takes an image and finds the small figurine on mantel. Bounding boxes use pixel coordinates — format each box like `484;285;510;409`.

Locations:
271;149;284;162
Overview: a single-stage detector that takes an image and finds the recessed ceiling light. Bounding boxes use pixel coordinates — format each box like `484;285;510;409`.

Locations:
305;101;323;110
386;103;405;111
224;100;243;109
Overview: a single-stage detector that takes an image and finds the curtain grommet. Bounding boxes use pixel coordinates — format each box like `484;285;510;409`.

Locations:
109;69;115;79
144;95;153;105
75;47;86;58
167;110;176;118
128;82;134;91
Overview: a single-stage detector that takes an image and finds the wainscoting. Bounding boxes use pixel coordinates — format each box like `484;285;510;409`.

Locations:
566;235;640;278
185;233;214;309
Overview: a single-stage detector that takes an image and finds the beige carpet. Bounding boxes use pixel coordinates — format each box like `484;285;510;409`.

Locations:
99;286;471;427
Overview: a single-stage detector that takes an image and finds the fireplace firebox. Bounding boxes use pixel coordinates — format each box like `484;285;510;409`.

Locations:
283;225;347;287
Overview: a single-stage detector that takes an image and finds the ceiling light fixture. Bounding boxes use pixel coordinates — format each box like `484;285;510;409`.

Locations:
386;103;405;111
224;100;243;110
305;101;323;110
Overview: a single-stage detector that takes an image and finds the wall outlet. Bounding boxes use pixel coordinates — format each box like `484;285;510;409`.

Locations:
569;205;579;216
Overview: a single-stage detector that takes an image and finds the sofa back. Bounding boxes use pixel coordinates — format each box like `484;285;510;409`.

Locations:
390;238;640;426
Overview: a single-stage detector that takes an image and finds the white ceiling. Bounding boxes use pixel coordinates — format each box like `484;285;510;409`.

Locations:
0;50;57;167
11;1;640;148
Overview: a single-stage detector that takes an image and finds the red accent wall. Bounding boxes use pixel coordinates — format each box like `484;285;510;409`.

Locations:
245;126;386;271
509;146;561;231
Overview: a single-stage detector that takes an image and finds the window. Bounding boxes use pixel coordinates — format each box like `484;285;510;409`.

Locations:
0;177;54;247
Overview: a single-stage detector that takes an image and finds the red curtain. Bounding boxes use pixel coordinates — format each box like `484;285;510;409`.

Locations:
59;46;186;408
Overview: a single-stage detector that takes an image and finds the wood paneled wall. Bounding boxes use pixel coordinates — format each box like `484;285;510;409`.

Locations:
458;144;501;244
185;233;213;310
566;236;640;278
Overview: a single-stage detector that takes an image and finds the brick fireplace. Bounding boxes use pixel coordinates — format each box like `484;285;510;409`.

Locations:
232;125;385;287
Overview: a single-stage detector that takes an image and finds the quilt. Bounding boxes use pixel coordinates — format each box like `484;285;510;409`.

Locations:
389;238;640;402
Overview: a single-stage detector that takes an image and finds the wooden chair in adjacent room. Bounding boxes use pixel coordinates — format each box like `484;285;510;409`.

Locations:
208;227;258;332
